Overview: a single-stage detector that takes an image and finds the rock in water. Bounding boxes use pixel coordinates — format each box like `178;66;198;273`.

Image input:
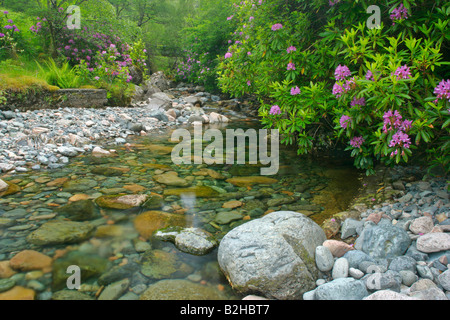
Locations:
154;227;217;255
217;211;326;300
26;220;95;245
0;179;8;192
140;279;227;300
56;200;98;221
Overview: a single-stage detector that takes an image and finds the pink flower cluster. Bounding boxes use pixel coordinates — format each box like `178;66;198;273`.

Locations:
389;131;411;150
393;65;411;80
271;23;283;31
332;65;356;98
332;77;356;98
1;12;19;34
382;110;412;133
290;86;301;95
335;64;351;81
390;4;409;25
340;115;352;129
351;97;366;107
365;70;375;81
286;46;296;53
382;110;413;156
287;62;296;71
433;79;450;103
350;136;365;149
329;0;341;6
269;105;282;115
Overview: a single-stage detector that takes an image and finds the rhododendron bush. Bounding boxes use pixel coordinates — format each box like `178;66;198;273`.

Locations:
215;0;450;174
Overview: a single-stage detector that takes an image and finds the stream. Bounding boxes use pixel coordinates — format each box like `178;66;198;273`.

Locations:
0;108;363;300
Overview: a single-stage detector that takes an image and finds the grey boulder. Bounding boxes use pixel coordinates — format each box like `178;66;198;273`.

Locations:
218;211;326;300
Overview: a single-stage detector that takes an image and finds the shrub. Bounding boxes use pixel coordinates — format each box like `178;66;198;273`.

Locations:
215;0;450;174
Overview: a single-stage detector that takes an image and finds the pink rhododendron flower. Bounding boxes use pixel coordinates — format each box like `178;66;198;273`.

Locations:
269;105;281;115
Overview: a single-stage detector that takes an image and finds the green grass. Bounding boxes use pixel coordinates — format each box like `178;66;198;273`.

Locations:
0;57;93;92
0;58;59;92
36;58;82;89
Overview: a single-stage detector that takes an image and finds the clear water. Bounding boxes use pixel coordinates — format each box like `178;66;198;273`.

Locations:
0;115;362;300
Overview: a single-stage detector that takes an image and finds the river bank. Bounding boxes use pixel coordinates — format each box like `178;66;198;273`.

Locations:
0;72;246;174
0;74;448;300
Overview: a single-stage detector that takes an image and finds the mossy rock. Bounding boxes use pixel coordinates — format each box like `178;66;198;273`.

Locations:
228;166;260;176
142;195;164;210
91;167;124;177
52;290;94;300
163;186;219;198
140;249;193;280
225;176;278;187
52;251;108;291
95;194;147;210
56;199;98;221
133;211;189;239
62;178;98;193
140;279;228;300
0;181;21;197
26;220;96;246
142;163;172;171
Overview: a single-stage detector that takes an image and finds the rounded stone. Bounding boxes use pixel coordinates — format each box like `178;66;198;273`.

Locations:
438;269;450;291
315;246;334;272
343;250;375;269
218;211;326;300
399;270;417;286
140;279;227;300
409;216;434;235
349;267;364;279
332;257;349;279
388;256;417;273
416;233;450;253
360;224;411;259
315;278;368;300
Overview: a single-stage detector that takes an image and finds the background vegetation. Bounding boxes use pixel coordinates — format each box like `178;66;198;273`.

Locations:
0;0;448;174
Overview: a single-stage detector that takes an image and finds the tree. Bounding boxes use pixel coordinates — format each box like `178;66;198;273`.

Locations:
34;0;90;57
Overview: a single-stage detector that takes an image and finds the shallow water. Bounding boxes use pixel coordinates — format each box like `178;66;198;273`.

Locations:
0;116;362;300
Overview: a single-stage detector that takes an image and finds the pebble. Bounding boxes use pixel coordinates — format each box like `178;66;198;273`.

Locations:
332;257;349;279
312;167;450;300
315;246;334;272
0;85;236;171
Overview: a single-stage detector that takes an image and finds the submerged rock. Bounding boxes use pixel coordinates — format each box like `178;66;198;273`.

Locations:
62;178;98;193
56;199;98;221
140;249;193;279
133;211;189;239
153;171;191;187
225;176;278;187
52;251;108;291
140;279;228;300
163;186;219;198
95;194;148;210
52;290;94;300
26;220;95;245
154;227;218;255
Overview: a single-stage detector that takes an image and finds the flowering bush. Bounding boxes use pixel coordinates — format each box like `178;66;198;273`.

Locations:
27;5;148;105
215;0;450;174
0;10;21;58
77;43;135;106
175;44;215;87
